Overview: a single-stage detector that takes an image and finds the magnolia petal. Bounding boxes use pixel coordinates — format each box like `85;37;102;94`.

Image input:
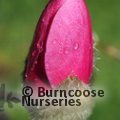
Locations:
45;0;93;87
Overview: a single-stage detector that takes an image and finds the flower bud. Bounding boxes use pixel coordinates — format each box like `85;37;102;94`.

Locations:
24;0;93;88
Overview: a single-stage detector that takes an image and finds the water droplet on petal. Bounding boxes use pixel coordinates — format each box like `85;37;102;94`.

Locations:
64;50;69;54
42;18;45;23
74;43;79;50
25;74;28;78
53;40;57;44
34;61;37;64
32;51;36;57
37;43;40;48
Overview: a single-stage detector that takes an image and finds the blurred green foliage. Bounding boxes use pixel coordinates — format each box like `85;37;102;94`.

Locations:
0;0;120;120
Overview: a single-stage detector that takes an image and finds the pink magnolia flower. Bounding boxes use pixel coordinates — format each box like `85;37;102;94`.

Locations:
24;0;93;88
